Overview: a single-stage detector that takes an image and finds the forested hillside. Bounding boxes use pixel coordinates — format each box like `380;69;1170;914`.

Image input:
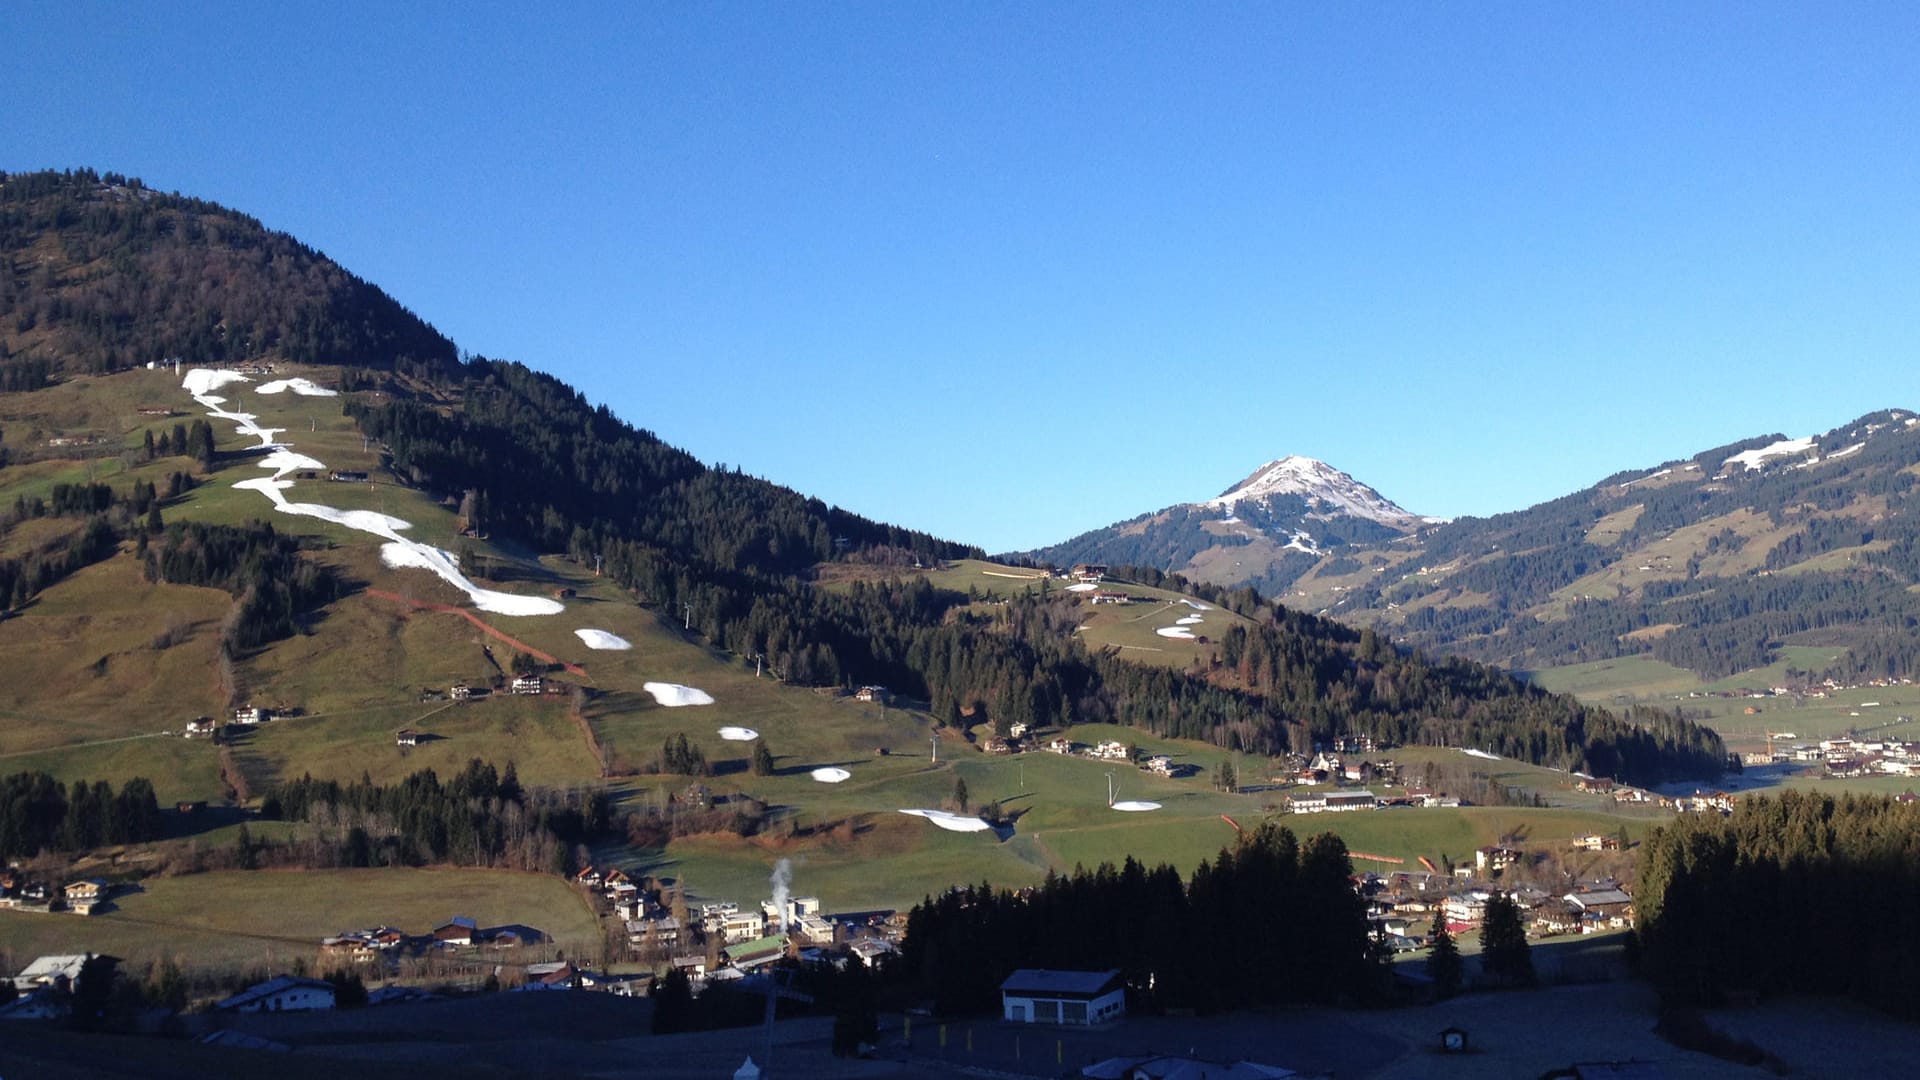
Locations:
1348;411;1920;680
0;166;1728;785
0;168;457;384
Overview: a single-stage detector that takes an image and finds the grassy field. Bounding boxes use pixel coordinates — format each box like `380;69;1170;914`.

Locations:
1526;646;1919;753
0;867;599;977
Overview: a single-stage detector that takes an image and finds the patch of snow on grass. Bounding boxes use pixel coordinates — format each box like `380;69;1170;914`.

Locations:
1460;748;1502;760
1065;583;1098;592
1176;615;1203;625
1828;443;1866;460
1724;436;1815;471
1111;800;1162;812
574;629;632;650
714;724;757;739
1156;626;1197;640
258;449;325;479
1180;600;1213;611
255;377;339;397
640;683;714;708
182;368;252;395
811;767;851;783
898;808;993;832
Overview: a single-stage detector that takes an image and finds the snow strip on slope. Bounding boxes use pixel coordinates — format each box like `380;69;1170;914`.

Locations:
811;767;851;783
255;377;339;397
188;369;564;617
1111;800;1162;812
1724;436;1815;471
1065;583;1098;592
1460;748;1502;761
574;629;632;650
715;724;757;739
898;808;993;833
1156;626;1197;640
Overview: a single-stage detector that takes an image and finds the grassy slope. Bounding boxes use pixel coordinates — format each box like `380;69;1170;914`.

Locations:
0;868;597;976
0;368;1676;929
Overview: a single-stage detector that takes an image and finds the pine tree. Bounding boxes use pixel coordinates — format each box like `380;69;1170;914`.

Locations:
1427;911;1463;997
751;740;775;776
952;775;970;813
1479;892;1533;986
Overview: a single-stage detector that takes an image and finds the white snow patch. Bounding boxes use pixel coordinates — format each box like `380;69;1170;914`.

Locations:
1065;583;1098;593
1180;600;1213;611
898;808;993;833
257;448;325;479
811;767;851;783
255;377;339;397
181;368;252;395
1156;626;1197;640
1110;800;1162;812
642;683;715;708
1176;615;1203;625
1724;436;1815;471
1460;748;1502;761
1828;442;1866;460
574;629;632;650
715;725;758;739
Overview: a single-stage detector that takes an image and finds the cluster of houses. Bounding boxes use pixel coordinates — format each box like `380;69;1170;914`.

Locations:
571;865;904;995
318;916;550;967
1363;869;1638;950
0;873;115;916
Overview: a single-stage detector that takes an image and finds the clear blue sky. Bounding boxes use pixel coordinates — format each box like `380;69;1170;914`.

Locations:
7;4;1918;552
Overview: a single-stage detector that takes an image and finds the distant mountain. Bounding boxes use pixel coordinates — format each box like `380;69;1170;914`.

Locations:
1296;407;1920;682
1049;410;1920;684
1028;455;1434;596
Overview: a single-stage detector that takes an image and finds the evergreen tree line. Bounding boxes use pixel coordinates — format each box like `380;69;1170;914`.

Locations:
258;760;608;873
141;520;338;648
346;358;982;579
1635;790;1920;1018
0;772;163;859
895;823;1375;1015
0;514;118;612
0;168;459;380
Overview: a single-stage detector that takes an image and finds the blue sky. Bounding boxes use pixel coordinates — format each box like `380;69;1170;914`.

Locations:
7;4;1918;552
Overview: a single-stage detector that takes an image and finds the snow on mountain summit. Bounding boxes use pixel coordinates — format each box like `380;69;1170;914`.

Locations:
1204;455;1428;529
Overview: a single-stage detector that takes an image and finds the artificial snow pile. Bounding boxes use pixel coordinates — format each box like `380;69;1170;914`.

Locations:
255;377;339;397
574;629;633;650
1110;800;1162;812
637;682;714;708
810;767;851;783
188;367;564;617
898;808;993;833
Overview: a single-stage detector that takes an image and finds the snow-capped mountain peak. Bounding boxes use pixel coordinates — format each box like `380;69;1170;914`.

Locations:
1204;455;1427;529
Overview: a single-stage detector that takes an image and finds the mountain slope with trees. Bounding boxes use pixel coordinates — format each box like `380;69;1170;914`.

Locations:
0;167;1726;786
1039;410;1920;685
